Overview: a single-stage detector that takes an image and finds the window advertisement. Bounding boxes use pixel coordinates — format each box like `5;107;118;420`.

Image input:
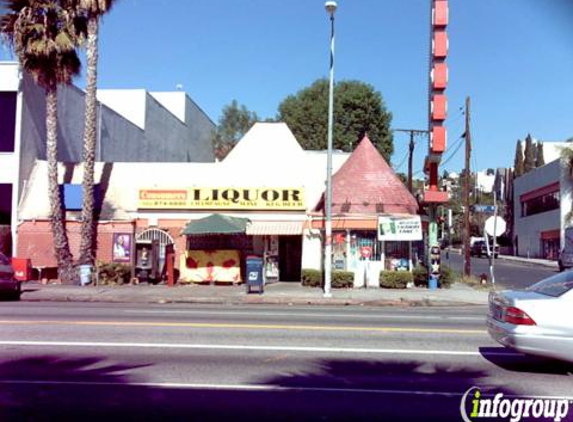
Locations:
378;216;423;241
112;233;132;262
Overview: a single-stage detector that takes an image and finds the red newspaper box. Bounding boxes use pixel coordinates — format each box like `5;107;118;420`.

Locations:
12;258;32;281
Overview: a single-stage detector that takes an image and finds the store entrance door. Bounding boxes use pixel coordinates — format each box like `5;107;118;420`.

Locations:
279;235;302;282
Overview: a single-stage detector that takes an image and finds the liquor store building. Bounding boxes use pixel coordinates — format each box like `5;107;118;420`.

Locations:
16;123;349;283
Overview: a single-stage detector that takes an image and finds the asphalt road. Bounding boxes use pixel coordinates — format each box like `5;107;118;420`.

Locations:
443;251;558;290
0;302;572;422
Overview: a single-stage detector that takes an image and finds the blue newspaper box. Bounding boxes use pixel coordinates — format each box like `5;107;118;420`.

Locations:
246;255;264;294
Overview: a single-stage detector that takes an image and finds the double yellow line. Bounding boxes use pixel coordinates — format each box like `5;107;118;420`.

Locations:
0;319;485;335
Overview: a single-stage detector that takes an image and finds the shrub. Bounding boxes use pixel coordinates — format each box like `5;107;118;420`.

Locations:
301;269;321;287
380;271;413;289
332;271;354;288
439;264;455;288
301;269;354;288
412;265;428;287
97;262;131;285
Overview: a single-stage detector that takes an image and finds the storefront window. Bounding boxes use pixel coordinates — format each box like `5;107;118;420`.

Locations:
0;92;16;153
521;190;560;217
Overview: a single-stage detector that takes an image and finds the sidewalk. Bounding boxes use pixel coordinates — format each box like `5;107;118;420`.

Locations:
19;281;489;307
449;248;558;269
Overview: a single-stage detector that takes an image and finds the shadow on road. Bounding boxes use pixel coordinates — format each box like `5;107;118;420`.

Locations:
0;355;535;422
480;347;573;375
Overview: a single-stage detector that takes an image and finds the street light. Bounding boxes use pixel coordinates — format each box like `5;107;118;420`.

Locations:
324;0;337;298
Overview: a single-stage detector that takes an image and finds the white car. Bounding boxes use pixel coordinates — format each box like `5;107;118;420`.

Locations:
487;271;573;363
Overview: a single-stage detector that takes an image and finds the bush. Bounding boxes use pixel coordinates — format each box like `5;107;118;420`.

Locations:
380;271;413;289
439;264;455;288
412;265;428;287
301;269;354;288
97;262;131;285
301;269;321;287
332;271;354;288
411;264;456;288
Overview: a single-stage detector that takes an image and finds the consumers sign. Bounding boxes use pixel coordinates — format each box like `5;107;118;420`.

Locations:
377;216;422;241
138;187;305;210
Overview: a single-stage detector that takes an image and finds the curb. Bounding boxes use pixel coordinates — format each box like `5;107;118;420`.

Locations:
19;292;486;308
496;255;558;269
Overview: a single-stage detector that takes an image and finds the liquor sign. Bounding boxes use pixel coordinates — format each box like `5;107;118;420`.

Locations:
138;187;305;210
377;216;423;241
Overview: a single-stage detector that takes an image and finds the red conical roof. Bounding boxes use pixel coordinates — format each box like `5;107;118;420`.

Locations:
315;135;419;215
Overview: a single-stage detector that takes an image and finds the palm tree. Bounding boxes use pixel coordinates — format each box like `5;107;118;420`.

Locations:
1;0;81;283
71;0;116;266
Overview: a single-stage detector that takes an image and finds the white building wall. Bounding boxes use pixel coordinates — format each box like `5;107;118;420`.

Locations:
302;229;323;270
513;160;562;258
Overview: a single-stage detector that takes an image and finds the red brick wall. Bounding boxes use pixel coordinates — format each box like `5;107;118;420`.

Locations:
17;220;135;268
18;218;192;271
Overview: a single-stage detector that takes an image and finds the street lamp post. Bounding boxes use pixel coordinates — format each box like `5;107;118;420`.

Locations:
324;0;337;298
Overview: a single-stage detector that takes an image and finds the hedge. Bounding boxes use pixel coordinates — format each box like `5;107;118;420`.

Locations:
379;271;413;289
301;269;354;289
332;271;354;288
97;262;131;285
301;269;321;287
411;264;455;288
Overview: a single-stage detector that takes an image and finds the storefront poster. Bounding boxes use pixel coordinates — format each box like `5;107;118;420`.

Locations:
112;233;132;262
138;187;305;210
179;249;241;283
377;216;422;241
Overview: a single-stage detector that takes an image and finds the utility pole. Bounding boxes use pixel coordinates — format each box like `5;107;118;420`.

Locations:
395;129;428;193
464;96;472;277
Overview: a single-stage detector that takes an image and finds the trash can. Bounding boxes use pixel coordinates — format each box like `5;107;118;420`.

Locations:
79;265;93;286
429;274;438;290
12;258;32;281
245;255;264;294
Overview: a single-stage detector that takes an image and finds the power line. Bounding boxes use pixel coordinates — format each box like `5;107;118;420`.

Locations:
440;135;465;167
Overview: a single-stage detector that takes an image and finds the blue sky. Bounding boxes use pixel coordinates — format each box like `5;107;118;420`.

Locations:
2;0;572;174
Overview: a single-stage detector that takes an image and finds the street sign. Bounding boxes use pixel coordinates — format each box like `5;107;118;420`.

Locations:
474;205;496;213
485;216;506;237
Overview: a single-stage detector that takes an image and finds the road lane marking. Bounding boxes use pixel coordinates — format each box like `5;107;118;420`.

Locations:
0;340;516;357
122;309;485;321
0;319;485;334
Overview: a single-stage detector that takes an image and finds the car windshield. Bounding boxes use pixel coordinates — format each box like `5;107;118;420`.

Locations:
0;253;10;266
527;271;573;297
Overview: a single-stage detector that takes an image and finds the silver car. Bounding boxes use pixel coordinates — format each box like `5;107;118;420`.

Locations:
487;271;573;363
0;253;21;300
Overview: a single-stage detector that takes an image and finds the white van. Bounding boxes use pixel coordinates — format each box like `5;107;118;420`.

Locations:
558;227;573;271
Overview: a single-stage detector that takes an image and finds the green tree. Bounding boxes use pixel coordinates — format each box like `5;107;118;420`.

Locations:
277;79;393;161
523;134;535;173
535;141;545;167
514;140;524;178
1;0;81;283
212;100;259;160
73;0;117;266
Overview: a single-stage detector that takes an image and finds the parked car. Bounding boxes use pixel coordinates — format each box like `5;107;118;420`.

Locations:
470;240;499;258
487;271;573;363
0;253;21;300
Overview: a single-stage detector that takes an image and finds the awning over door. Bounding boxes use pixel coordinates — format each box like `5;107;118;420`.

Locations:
182;214;250;235
246;221;303;235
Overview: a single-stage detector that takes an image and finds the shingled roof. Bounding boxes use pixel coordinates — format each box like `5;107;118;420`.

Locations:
315;135;419;215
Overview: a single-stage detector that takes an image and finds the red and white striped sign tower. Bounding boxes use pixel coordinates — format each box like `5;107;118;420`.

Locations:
425;0;450;288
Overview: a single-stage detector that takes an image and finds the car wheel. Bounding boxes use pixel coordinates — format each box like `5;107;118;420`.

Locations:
559;261;564;272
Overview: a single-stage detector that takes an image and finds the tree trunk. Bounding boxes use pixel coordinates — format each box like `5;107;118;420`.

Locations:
46;87;75;284
78;16;99;265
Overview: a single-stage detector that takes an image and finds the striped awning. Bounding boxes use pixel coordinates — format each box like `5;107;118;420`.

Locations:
246;221;304;235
